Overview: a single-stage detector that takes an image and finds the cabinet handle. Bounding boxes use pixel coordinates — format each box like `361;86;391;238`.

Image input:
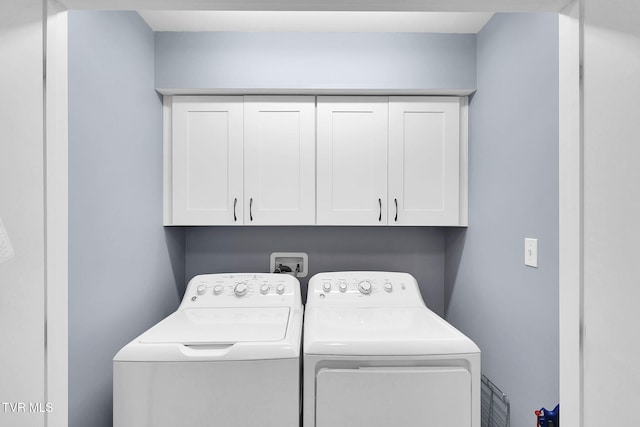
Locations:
233;198;237;222
249;198;253;222
378;198;382;222
394;198;398;222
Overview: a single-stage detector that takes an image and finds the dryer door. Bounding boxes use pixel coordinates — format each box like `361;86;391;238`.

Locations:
316;366;471;427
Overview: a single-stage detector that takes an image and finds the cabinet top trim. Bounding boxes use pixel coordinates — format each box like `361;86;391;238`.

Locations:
156;88;475;96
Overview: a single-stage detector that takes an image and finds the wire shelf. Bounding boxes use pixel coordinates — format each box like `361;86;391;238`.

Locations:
481;374;510;427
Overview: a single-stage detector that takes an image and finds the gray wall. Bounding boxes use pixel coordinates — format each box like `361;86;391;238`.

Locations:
68;11;185;427
186;227;446;314
445;13;559;427
67;12;560;427
166;30;480;316
155;32;476;91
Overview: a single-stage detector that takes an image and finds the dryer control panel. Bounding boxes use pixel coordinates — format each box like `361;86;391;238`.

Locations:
307;271;426;308
180;273;301;309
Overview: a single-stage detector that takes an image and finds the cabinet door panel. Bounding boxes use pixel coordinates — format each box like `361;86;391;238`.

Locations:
172;97;243;225
244;96;315;225
317;97;388;225
389;97;460;225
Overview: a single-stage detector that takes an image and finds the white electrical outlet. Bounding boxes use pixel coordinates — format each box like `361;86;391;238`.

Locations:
525;238;538;268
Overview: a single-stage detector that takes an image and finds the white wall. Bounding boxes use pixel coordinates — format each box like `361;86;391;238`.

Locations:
0;1;46;426
582;0;640;424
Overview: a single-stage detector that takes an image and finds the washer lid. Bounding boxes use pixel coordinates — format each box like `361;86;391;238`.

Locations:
303;307;479;356
140;307;290;344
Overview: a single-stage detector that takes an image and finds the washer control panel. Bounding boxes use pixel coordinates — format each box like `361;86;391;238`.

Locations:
307;271;425;308
180;273;301;308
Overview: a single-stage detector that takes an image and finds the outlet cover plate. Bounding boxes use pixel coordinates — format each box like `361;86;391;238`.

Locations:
525;238;538;268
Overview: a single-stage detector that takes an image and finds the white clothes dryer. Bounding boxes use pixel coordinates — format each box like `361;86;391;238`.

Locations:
303;271;480;427
114;273;303;427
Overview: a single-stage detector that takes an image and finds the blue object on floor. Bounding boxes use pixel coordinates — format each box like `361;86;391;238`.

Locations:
535;404;559;427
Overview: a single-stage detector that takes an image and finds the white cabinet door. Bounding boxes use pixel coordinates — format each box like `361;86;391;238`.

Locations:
317;97;388;225
171;96;243;225
389;97;461;226
243;96;316;225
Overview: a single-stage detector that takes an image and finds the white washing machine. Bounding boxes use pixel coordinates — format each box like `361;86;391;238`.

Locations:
303;271;480;427
114;273;303;427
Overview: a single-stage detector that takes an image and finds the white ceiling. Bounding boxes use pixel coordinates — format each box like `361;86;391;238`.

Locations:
138;11;494;33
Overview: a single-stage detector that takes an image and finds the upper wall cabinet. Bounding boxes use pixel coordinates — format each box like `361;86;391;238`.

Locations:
169;96;243;225
166;95;467;226
389;97;464;226
165;96;316;225
243;97;316;225
317;96;467;226
317;97;389;225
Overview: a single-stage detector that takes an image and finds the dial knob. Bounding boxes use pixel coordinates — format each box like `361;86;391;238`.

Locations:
213;284;224;295
338;282;348;293
197;285;207;295
276;284;285;294
384;282;393;293
323;282;332;293
358;281;372;295
234;282;248;297
260;284;270;295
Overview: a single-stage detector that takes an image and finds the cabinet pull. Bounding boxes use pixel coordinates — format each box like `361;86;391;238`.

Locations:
394;198;398;222
378;198;382;222
233;198;237;222
249;198;253;221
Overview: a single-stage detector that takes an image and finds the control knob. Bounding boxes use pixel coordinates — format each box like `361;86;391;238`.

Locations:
260;284;270;295
358;281;372;295
213;285;224;295
234;282;248;297
197;285;207;296
338;282;348;293
323;282;332;293
276;284;285;295
384;282;393;293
